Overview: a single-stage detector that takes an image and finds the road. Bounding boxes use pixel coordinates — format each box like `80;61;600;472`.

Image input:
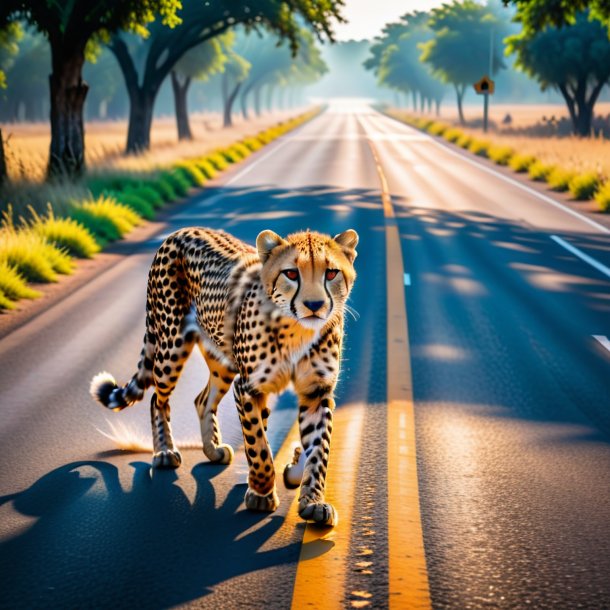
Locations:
1;101;609;609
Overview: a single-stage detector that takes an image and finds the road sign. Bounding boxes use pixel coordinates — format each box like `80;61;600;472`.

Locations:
474;76;495;95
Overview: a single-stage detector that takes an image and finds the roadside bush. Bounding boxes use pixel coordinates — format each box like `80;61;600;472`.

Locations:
30;205;100;258
0;289;15;310
594;181;610;212
242;137;264;152
173;163;206;188
126;184;164;209
70;196;140;243
528;161;555;182
230;143;252;159
456;133;473;148
443;127;463;143
159;169;190;197
221;147;243;163
427;122;448;136
547;167;576;192
206;152;230;172
509;154;536;173
194;159;217;180
468;139;491;157
0;260;41;300
87;174;139;198
487;145;515;166
0;229;71;282
111;191;155;219
568;172;600;200
153;175;178;202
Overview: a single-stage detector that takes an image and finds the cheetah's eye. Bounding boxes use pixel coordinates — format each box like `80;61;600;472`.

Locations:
325;269;339;281
283;269;299;281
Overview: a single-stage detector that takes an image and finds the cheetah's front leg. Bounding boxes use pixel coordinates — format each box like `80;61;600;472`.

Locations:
294;389;337;527
233;377;279;512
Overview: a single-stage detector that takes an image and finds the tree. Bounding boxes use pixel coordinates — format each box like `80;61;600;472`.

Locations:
502;0;610;28
220;47;250;127
109;0;344;154
506;10;610;136
171;35;228;140
0;1;181;179
420;0;510;124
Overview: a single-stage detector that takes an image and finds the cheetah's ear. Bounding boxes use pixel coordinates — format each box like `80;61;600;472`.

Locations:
257;230;287;264
333;229;359;263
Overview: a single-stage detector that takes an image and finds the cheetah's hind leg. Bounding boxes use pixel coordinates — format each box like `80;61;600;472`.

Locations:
195;351;236;465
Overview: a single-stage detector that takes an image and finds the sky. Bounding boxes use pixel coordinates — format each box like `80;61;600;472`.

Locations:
334;0;446;41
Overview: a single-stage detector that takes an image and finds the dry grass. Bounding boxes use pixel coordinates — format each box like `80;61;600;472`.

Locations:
1;109;306;182
397;103;610;180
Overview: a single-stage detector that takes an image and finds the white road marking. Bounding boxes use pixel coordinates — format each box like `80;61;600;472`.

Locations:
377;110;610;236
404;273;411;286
550;235;610;280
593;335;610;353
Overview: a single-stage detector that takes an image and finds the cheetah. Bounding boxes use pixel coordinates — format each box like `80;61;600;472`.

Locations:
90;227;358;526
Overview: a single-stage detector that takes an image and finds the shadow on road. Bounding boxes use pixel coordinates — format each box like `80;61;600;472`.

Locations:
0;460;300;608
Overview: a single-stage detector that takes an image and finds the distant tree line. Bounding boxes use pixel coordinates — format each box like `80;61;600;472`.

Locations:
366;0;610;137
0;1;343;180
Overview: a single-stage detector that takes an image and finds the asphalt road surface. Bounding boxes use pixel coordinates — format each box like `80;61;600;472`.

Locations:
1;101;609;609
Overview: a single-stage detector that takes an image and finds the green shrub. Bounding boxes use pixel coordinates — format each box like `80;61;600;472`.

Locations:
0;261;41;300
152;175;178;202
221;147;243;163
230;142;251;159
568;172;600;200
70;196;140;243
159;170;190;197
487;145;515;165
111;191;155;219
509;154;536;173
528;161;555;182
30;205;100;258
86;174;139;198
594;181;610;212
174;162;206;187
126;184;164;208
443;127;463;143
547;167;576;192
468;139;491;157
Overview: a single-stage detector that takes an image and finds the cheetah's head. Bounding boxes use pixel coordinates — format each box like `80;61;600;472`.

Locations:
256;229;358;330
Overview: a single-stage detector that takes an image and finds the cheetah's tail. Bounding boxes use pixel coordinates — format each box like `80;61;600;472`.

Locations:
90;370;150;412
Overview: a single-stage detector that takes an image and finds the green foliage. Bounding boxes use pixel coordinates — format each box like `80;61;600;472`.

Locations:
506;10;610;136
70;196;140;243
29;205;100;258
173;163;206;187
158;169;190;197
568;172;600;200
194;160;217;180
528;161;555;181
508;154;536;172
547;167;576;191
151;175;178;202
125;184;164;209
0;21;21;89
110;191;156;219
594;181;610;212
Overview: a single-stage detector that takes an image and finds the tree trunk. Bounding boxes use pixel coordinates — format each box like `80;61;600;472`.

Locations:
171;71;193;141
435;99;441;117
0;128;7;188
455;85;465;125
420;94;425;113
254;86;262;116
47;40;89;179
240;87;250;120
126;88;155;153
222;73;242;128
412;91;417;110
266;85;275;112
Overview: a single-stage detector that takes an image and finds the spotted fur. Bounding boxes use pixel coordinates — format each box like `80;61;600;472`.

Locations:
90;226;358;525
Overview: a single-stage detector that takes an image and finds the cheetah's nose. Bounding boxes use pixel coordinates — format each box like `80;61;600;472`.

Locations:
303;300;324;313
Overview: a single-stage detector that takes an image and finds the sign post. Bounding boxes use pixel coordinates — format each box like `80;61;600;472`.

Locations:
473;76;495;133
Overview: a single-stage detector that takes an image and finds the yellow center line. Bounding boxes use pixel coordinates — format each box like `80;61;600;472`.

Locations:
289;402;365;609
368;139;432;609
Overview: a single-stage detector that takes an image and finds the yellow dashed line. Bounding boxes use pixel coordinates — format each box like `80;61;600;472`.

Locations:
368;139;432;609
289;403;365;609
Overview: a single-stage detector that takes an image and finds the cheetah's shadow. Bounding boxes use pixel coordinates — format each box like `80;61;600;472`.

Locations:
0;460;301;608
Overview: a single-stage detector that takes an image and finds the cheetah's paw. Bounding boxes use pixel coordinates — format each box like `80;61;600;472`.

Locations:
298;500;338;527
152;449;182;469
244;486;280;512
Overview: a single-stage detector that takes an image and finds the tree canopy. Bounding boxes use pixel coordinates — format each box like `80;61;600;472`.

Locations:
502;0;610;29
506;9;610;135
